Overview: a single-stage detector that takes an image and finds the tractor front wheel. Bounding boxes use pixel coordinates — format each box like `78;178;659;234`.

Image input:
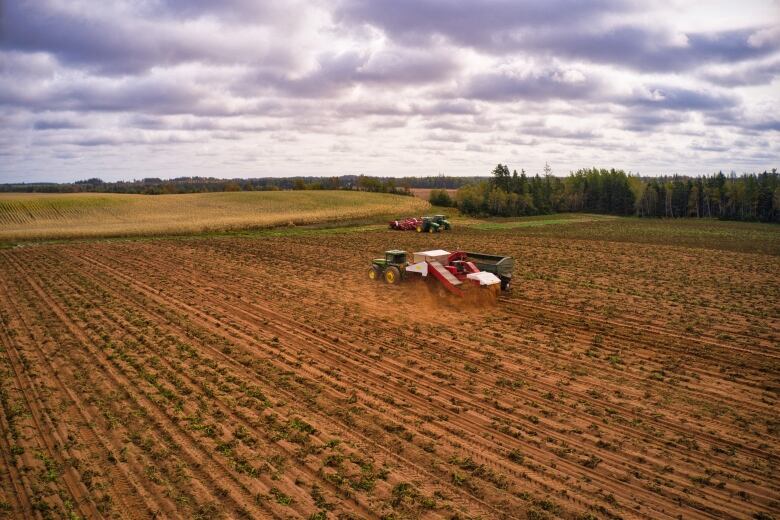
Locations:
368;265;382;281
384;266;401;284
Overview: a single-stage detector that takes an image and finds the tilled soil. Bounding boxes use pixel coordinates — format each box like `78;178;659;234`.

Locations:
0;228;778;519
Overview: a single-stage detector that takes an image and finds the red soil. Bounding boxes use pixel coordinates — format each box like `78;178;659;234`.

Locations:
0;228;777;519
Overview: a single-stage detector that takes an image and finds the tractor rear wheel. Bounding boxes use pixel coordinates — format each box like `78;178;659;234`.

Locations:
416;225;422;233
384;266;401;284
368;265;382;281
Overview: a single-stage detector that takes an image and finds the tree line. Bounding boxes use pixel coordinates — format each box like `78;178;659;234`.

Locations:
0;174;479;195
4;168;778;222
442;165;779;223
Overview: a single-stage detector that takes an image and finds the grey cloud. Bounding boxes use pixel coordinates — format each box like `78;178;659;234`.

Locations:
531;27;780;72
623;86;738;112
462;68;599;102
702;59;780;86
489;136;540;146
72;136;128;147
269;132;299;142
125;115;277;132
337;1;779;72
3;1;194;74
370;119;408;129
67;133;201;147
330;142;353;152
619;111;690;133
150;0;287;21
336;101;410;117
262;47;460;98
412;100;479;116
425;120;483;132
33;119;83;130
523;123;599;140
691;142;730;153
748;120;780;132
335;0;625;49
425;131;466;142
57;78;207;114
0;0;776;180
1;1;295;75
698;110;780;136
336;98;477;118
358;48;459;84
0;70;244;117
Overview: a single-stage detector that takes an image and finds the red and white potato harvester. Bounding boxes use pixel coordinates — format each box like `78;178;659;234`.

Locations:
369;249;514;299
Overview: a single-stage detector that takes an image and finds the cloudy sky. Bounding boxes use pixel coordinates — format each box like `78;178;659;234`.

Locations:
1;0;779;182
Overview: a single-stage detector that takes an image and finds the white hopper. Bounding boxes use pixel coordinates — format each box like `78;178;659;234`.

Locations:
466;271;501;286
412;249;450;264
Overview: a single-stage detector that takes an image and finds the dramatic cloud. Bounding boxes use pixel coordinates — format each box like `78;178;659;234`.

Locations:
334;0;628;49
462;67;600;101
0;0;778;181
336;1;780;71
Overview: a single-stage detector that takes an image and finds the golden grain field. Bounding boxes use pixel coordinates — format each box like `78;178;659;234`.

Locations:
0;191;430;241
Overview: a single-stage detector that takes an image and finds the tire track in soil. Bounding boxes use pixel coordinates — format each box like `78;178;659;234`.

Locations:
42;251;446;520
73;248;612;518
504;275;778;353
0;265;180;519
148;240;780;516
277;251;778;443
148;242;777;474
280;281;777;471
500;295;780;361
262;232;780;353
131;241;779;442
23;245;500;519
77;247;741;520
4;238;772;520
74;248;521;519
1;251;289;520
0;356;37;520
201;280;768;516
488;308;776;409
203;239;777;415
0;275;103;519
41;260;379;519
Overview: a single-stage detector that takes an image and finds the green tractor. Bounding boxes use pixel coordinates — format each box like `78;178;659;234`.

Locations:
416;214;451;233
368;250;407;284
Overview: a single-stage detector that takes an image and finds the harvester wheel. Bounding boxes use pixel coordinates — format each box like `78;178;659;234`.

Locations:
416;225;422;233
368;265;382;281
384;266;401;284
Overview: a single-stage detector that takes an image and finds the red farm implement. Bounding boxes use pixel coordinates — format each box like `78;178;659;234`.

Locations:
368;249;514;300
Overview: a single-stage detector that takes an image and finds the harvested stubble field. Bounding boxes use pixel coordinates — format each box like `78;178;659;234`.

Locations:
0;191;429;241
0;217;778;519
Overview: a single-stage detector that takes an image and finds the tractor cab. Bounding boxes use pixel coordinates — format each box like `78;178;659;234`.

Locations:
385;250;407;265
432;214;451;230
417;216;440;233
369;250;408;284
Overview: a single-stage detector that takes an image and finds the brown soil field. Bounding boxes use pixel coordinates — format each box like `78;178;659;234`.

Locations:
0;221;778;519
